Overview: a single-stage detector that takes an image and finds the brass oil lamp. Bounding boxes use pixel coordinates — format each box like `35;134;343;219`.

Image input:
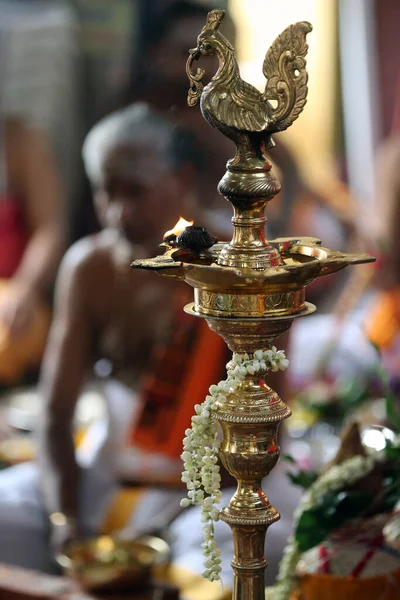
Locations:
132;9;374;600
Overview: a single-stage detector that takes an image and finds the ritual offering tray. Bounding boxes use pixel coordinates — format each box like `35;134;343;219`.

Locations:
57;535;170;593
266;422;400;600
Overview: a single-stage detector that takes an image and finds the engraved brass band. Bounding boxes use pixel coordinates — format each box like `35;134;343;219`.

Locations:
194;287;305;317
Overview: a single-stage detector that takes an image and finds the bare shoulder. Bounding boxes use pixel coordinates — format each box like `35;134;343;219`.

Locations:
61;231;115;277
56;231;117;324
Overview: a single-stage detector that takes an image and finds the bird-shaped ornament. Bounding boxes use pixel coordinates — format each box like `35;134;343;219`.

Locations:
187;9;312;153
186;9;312;269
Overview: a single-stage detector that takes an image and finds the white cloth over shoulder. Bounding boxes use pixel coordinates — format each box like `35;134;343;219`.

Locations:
90;378;182;483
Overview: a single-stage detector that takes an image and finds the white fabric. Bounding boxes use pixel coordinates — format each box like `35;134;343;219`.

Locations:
288;294;379;388
86;378;182;483
0;376;300;586
0;460;299;586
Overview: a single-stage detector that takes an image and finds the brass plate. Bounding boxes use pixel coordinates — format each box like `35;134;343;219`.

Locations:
56;535;170;592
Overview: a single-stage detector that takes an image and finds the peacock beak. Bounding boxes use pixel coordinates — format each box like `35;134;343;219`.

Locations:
189;47;201;60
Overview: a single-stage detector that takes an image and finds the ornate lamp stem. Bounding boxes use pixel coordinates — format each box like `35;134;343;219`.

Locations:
207;317;291;600
132;9;375;599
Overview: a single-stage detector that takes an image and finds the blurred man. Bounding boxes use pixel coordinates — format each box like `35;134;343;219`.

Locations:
366;133;400;375
0;103;228;573
0;118;64;384
130;1;235;218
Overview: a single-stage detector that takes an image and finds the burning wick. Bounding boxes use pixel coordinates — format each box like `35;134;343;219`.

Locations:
163;217;194;242
163;217;218;251
176;226;218;251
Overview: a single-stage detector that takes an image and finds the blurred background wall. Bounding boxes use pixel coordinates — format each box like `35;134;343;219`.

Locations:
231;0;339;189
0;0;399;239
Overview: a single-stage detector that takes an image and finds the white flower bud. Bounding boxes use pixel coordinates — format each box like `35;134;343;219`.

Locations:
203;496;214;509
232;366;240;377
203;558;215;569
233;354;243;365
210;507;220;520
238;365;247;378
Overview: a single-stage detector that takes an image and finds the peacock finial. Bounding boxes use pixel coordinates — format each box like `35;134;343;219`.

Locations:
185;9;313;269
186;9;312;152
201;8;225;32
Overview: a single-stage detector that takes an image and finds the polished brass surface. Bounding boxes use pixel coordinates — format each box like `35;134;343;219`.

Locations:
194;288;306;317
131;8;375;600
186;10;312;270
57;535;170;592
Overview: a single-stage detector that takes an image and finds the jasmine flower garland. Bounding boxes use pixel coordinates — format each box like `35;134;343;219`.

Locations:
266;435;400;600
180;347;289;582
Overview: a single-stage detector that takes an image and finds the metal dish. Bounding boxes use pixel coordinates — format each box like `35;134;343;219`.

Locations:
56;535;170;592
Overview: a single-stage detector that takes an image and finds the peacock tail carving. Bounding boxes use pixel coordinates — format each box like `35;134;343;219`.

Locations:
262;21;312;132
186;9;312;150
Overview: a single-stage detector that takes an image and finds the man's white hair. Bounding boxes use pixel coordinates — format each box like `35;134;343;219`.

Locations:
82;102;191;186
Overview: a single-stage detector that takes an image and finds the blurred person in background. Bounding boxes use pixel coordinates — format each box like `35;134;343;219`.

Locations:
0;103;233;580
366;132;400;378
0;117;64;386
129;1;236;228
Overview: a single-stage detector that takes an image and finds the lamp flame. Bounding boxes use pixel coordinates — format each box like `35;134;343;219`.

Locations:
163;217;194;239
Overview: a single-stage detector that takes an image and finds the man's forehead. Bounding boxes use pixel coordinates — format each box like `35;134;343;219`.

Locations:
102;143;170;186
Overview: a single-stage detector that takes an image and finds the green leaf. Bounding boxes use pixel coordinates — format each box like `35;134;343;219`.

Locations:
281;454;295;464
369;342;400;433
288;470;318;490
383;487;400;511
385;391;400;434
385;441;400;460
296;508;332;552
334;491;372;521
294;490;373;552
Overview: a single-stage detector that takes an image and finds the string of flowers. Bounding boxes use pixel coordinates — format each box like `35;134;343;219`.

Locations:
266;434;400;600
180;347;289;582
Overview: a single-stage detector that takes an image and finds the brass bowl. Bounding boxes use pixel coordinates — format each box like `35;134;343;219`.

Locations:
56;535;170;592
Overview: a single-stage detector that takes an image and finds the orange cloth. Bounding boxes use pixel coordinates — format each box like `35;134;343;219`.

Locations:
0;281;50;384
366;288;400;349
100;488;146;535
131;287;227;459
293;569;400;600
